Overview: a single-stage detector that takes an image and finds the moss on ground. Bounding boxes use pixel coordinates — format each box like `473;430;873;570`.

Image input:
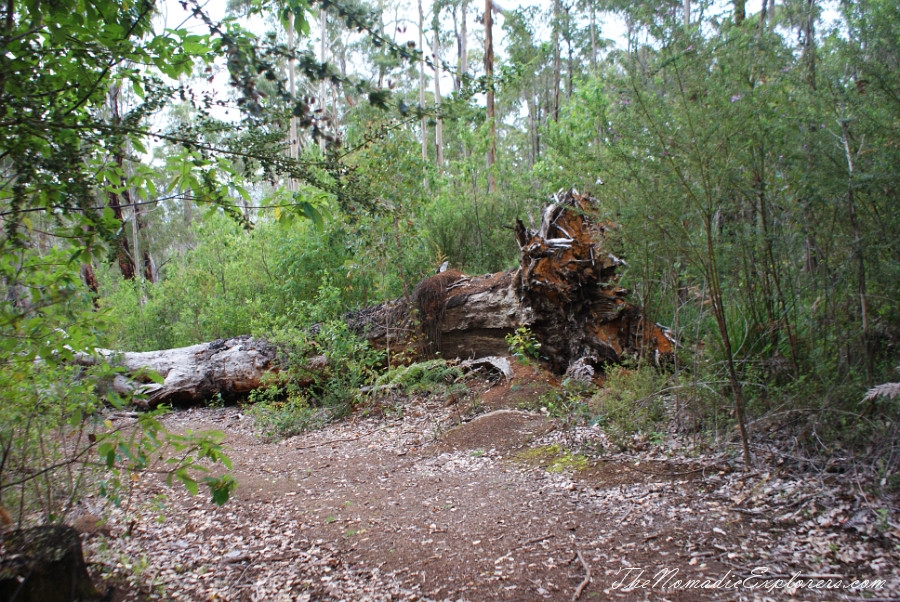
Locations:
515;444;588;473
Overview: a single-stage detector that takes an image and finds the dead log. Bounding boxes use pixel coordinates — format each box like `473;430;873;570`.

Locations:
79;336;278;408
96;190;672;406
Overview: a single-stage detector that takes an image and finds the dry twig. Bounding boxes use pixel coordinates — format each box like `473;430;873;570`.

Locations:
571;551;590;602
523;533;556;547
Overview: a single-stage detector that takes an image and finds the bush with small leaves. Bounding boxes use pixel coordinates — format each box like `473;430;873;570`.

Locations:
506;327;541;365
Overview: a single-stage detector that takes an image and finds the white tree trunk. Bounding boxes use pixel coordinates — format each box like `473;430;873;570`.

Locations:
82;337;277;408
418;0;428;165
432;6;444;169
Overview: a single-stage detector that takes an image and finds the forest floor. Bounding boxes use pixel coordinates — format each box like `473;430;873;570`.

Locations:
84;363;900;602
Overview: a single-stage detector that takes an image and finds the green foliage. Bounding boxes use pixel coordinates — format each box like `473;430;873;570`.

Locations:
97;410;236;507
245;393;331;442
0;252;234;526
100;210;380;350
423;186;525;275
526;10;900;464
506;327;542;365
3;0;898;505
245;285;385;440
100;213;279;350
591;365;668;451
0;0;397;527
374;359;464;395
533;378;596;422
310;321;385;406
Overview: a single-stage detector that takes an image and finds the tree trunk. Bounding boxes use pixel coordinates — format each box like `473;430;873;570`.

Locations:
551;0;561;121
319;8;328;153
346;191;673;373
458;0;470;160
527;95;536;168
432;2;444;170
484;0;496;193
565;6;573;102
459;0;468;90
418;0;428;166
80;262;100;309
107;189;135;281
95;191;673;407
803;0;816;89
0;526;100;602
287;15;299;189
130;191;156;283
704;216;753;469
841;120;873;384
106;84;136;281
81;336;279;408
80;261;99;296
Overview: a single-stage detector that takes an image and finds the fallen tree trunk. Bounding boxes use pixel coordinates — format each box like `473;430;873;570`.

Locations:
346;189;674;374
97;190;673;406
79;337;279;408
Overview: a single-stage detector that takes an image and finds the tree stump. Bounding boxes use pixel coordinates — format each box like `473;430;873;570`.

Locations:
0;525;100;602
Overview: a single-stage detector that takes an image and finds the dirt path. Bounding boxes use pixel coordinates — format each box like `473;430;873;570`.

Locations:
86;372;900;602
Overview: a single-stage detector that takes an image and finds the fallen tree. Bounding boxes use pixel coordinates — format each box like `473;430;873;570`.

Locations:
78;336;278;408
95;190;674;407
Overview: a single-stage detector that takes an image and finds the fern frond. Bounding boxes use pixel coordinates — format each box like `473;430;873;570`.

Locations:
862;382;900;404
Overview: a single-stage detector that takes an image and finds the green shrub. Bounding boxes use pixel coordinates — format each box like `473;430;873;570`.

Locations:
246;310;385;440
506;326;541;365
591;364;667;451
97;211;421;352
0;250;235;524
374;359;464;395
533;378;596;422
245;394;331;441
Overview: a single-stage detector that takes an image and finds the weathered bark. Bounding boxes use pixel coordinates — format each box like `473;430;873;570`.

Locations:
81;336;278;408
319;8;328;153
734;0;746;24
551;0;561;121
454;0;468;93
98;191;672;407
418;0;428;164
432;2;444;170
80;262;99;296
106;85;136;281
0;525;100;602
107;187;135;281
